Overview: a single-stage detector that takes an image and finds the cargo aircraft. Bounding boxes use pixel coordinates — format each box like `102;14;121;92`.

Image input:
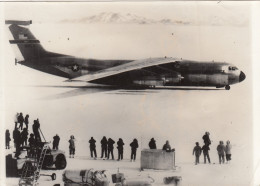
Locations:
6;20;245;90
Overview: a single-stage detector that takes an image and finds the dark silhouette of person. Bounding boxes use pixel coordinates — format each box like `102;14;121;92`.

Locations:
89;137;97;159
18;113;24;130
107;138;115;160
32;119;41;142
14;129;21;158
69;135;75;158
202;132;211;146
162;140;172;152
13;127;20;148
100;136;108;159
5;130;11;149
21;128;29;146
28;133;36;158
193;142;202;165
53;134;60;150
24;114;29;129
149;138;157;149
14;113;19;129
117;138;124;161
202;144;211;164
130;139;139;162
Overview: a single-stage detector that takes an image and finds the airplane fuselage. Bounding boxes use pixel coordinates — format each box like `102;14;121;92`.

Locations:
20;56;245;89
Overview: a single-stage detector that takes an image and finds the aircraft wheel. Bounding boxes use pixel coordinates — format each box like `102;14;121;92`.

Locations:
225;85;230;90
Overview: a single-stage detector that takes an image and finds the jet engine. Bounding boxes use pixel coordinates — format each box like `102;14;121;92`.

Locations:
132;73;183;87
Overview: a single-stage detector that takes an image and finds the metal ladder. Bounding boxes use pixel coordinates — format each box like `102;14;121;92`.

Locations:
19;143;49;186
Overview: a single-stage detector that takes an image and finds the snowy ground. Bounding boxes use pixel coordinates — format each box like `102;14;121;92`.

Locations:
5;148;252;186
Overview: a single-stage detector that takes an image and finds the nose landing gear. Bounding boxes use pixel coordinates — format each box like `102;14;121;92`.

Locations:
225;85;230;90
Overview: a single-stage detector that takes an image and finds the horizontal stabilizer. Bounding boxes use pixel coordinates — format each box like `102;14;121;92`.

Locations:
5;20;32;25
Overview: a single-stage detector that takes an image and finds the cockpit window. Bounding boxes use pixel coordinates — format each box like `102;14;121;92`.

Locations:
229;66;238;71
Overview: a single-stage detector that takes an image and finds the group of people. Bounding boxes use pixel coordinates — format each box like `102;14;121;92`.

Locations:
5;112;44;158
84;136;139;162
193;132;232;165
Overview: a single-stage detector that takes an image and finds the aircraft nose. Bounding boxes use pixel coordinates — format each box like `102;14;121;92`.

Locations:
239;71;246;82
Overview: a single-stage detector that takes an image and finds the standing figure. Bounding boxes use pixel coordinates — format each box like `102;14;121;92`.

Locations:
89;137;97;159
201;144;211;164
117;138;124;161
217;141;225;164
28;133;35;158
202;132;211;146
107;138;115;160
53;134;60;150
32;120;41;142
225;140;232;163
192;142;202;165
162;140;172;152
5;130;11;149
69;135;75;158
14;113;19;129
13;127;20;148
14;129;21;158
24;114;29;129
100;136;108;159
149;138;157;149
21;128;29;146
18;113;24;130
130;139;139;162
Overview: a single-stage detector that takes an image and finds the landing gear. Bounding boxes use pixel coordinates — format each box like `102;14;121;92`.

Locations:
225;85;230;90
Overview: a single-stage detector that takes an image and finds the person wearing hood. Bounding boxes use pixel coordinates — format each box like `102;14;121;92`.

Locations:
217;141;225;164
117;138;124;161
130;139;139;162
89;137;97;159
225;140;232;163
101;136;108;159
162;140;172;152
107;138;115;160
149;138;157;149
53;134;60;150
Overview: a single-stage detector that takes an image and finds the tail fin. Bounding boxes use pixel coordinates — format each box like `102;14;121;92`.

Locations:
6;20;64;61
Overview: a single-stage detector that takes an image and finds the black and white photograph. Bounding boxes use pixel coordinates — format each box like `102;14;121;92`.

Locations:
1;1;260;186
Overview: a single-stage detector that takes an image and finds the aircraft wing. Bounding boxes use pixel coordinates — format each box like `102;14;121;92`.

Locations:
72;57;181;82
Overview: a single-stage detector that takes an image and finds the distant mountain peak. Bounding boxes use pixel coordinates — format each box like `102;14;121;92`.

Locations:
60;12;190;25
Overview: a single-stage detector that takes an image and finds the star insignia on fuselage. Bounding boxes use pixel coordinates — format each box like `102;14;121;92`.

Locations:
71;64;80;72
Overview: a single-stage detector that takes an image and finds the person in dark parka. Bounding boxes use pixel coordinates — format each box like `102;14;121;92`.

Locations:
24;114;29;129
21;128;29;146
193;142;202;165
107;138;115;160
100;136;108;159
32;120;41;142
28;133;35;158
201;144;211;164
162;140;172;152
217;141;225;164
13;127;20;148
89;137;97;159
14;129;21;158
117;138;124;161
130;139;139;162
149;138;157;149
53;134;60;150
202;132;211;146
5;130;11;149
18;113;24;130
